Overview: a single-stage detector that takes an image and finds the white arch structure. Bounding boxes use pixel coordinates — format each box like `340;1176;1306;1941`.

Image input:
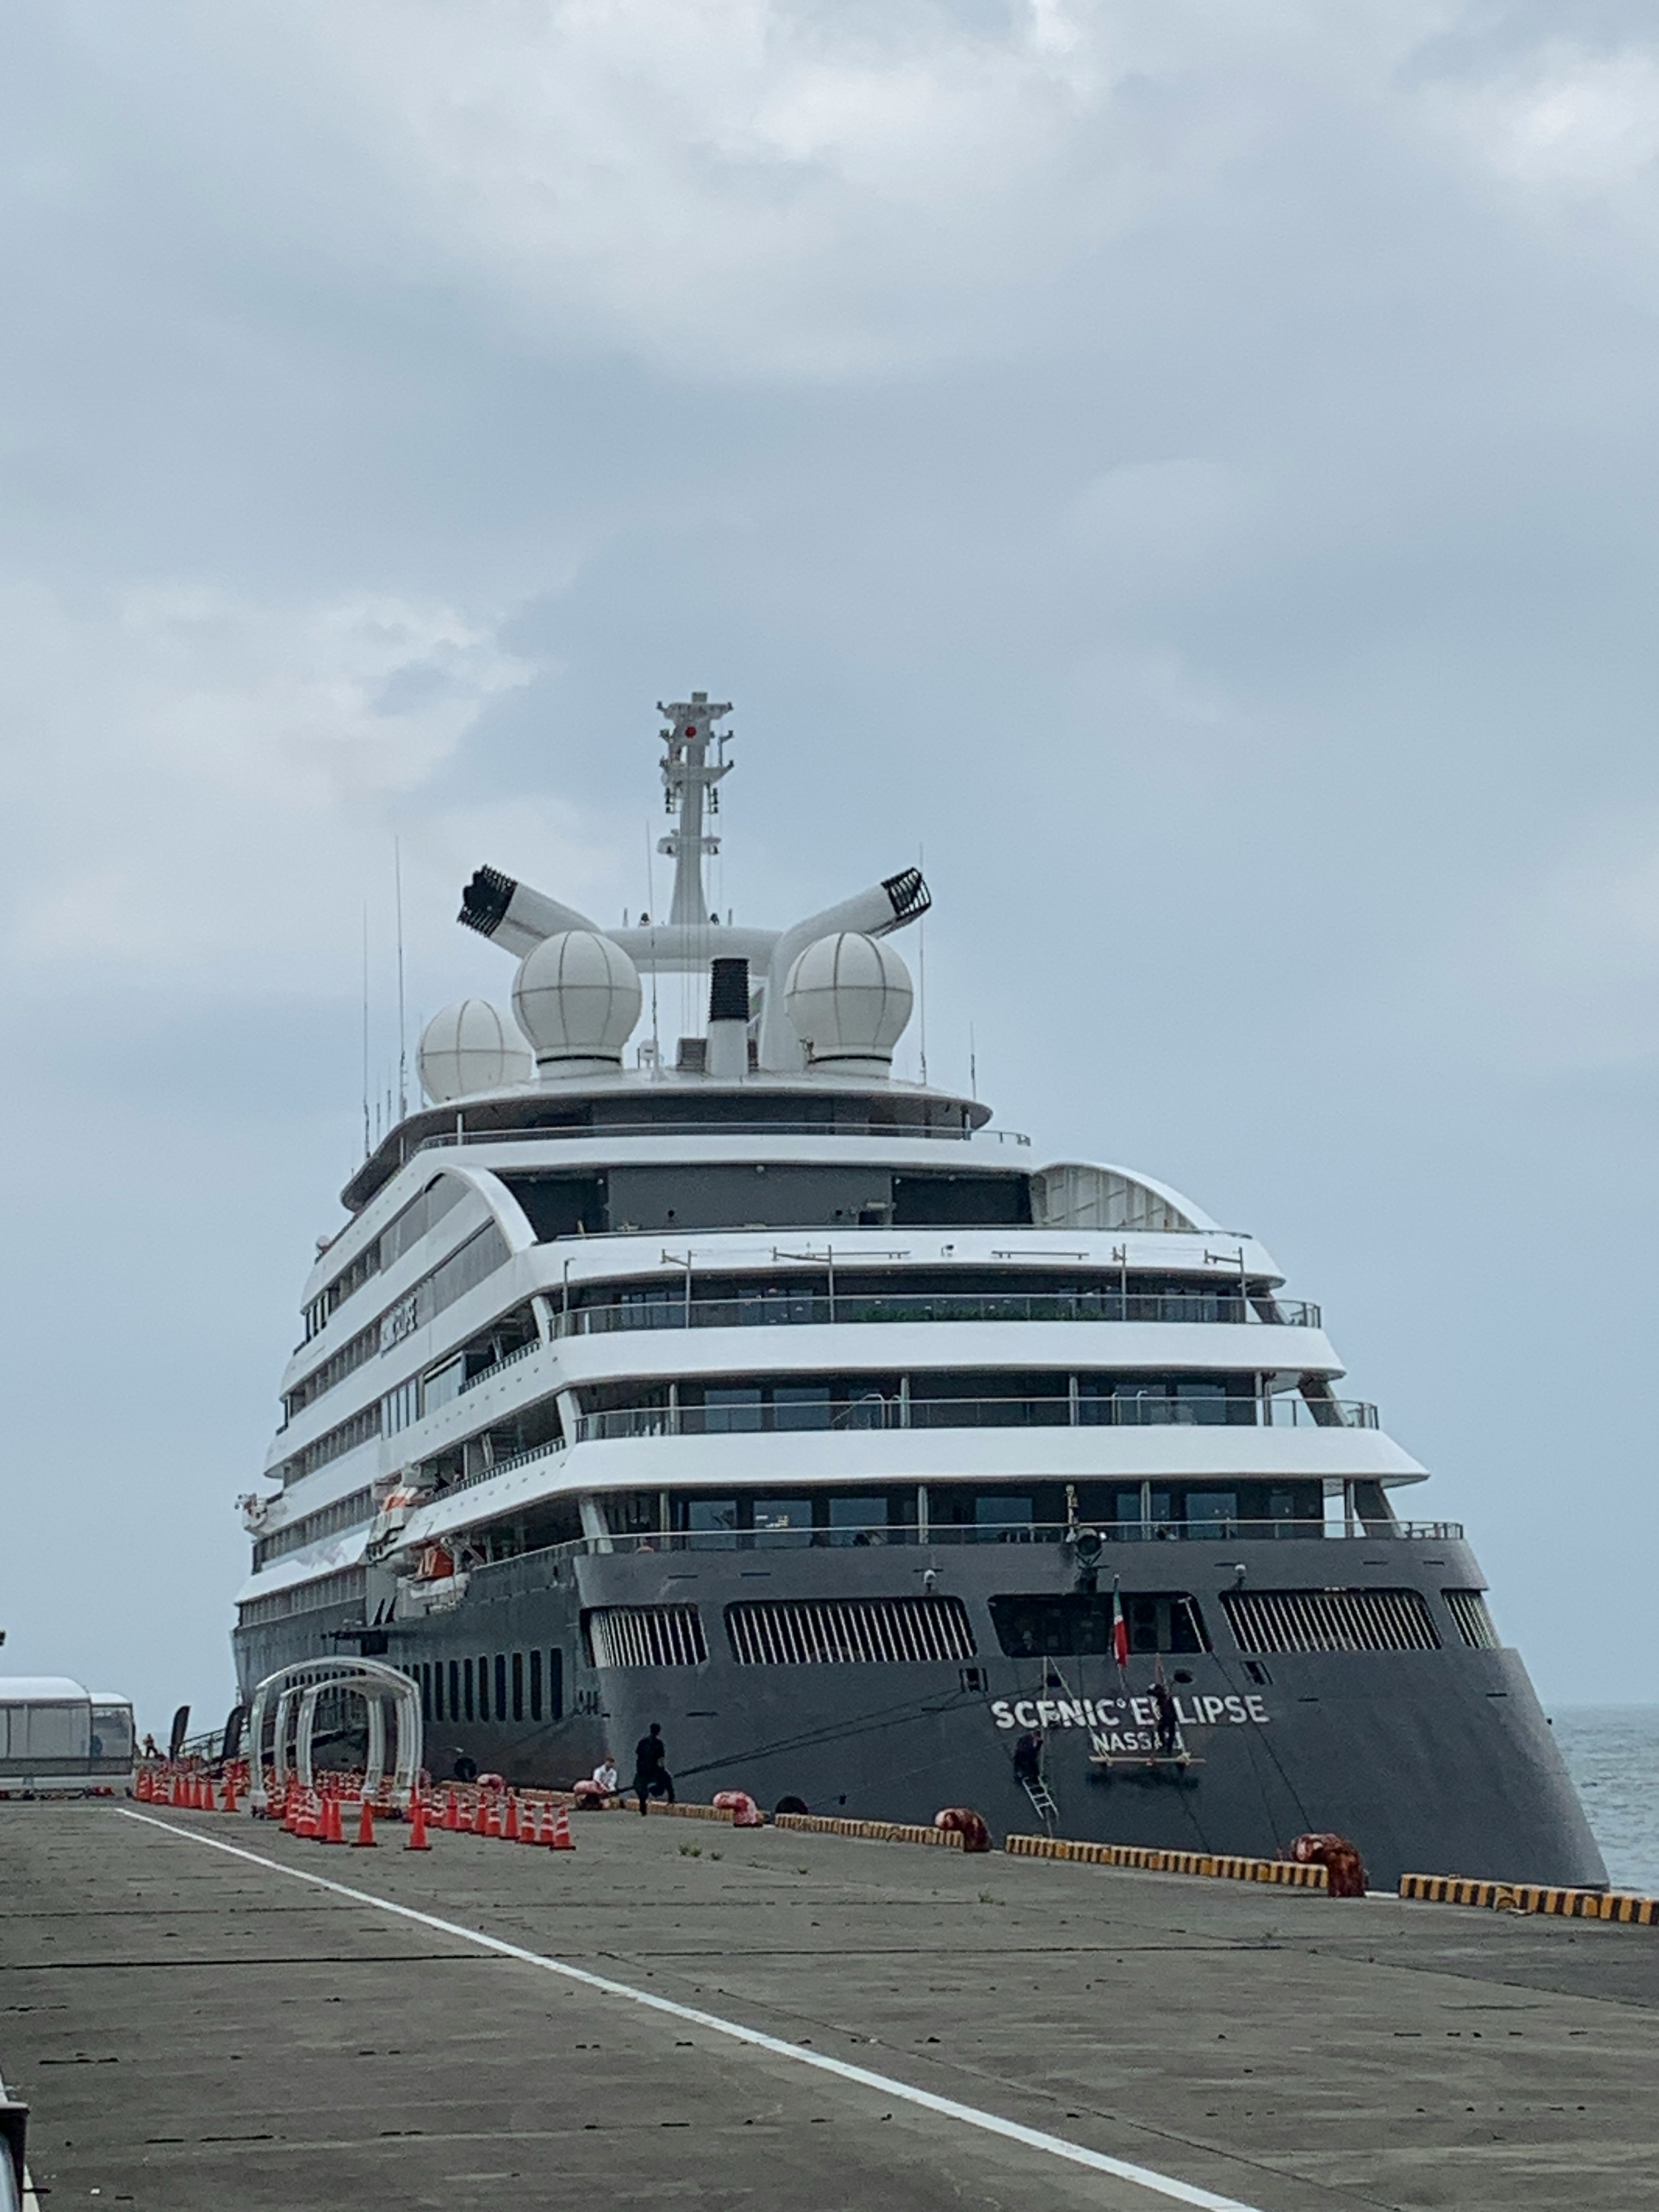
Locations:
245;1657;423;1812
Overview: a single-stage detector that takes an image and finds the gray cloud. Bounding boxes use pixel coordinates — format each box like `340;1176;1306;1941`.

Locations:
2;0;1657;1727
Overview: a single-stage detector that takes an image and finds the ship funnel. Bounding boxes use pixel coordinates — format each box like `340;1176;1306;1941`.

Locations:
706;957;750;1081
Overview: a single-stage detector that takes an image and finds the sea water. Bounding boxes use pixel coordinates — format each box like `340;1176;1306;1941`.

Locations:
1553;1706;1659;1894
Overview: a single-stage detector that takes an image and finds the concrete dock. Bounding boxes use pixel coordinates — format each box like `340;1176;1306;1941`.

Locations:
2;1801;1656;2210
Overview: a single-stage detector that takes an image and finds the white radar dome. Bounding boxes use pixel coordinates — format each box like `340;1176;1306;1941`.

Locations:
417;999;534;1104
784;931;913;1074
512;930;642;1075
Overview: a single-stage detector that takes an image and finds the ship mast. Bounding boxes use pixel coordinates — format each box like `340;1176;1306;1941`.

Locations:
657;693;732;927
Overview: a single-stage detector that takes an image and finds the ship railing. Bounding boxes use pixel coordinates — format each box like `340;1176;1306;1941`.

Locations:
573;1393;1379;1443
554;1291;1321;1336
456;1337;543;1395
411;1118;1030;1155
455;1516;1465;1579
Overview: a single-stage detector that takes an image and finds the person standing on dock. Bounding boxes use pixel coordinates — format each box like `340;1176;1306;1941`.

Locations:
1152;1679;1180;1757
634;1723;674;1815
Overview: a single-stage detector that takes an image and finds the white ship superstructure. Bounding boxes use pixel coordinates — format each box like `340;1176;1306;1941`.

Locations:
234;694;1604;1888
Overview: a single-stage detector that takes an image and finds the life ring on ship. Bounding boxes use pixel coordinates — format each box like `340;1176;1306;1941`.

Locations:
934;1807;992;1854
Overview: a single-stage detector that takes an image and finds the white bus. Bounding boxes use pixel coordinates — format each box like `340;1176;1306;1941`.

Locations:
0;1678;134;1794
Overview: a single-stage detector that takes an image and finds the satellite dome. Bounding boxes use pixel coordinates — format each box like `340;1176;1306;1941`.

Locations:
417;999;533;1103
512;930;642;1075
784;932;913;1074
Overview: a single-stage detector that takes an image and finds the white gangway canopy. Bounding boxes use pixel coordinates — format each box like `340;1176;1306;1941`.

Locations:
245;1657;422;1812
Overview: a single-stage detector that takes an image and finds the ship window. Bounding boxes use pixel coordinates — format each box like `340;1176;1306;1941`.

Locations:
891;1174;1030;1227
752;1498;813;1548
686;1499;741;1547
423;1360;464;1414
383;1376;421;1436
828;1495;890;1545
1443;1589;1500;1649
704;1387;763;1433
585;1607;707;1668
1221;1588;1440;1654
511;1652;524;1721
529;1649;543;1720
448;1661;459;1720
1184;1491;1238;1528
726;1596;976;1665
495;1654;508;1719
989;1593;1209;1658
773;1385;832;1431
549;1647;564;1722
976;1495;1034;1542
464;1658;475;1721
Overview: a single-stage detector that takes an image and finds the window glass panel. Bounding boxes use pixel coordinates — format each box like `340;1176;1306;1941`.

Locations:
704;1387;763;1433
772;1385;831;1432
548;1648;564;1722
511;1652;524;1722
1173;1380;1228;1426
529;1648;543;1721
687;1498;740;1548
828;1494;889;1546
495;1654;508;1719
463;1658;474;1721
752;1497;813;1548
976;1494;1033;1541
424;1359;465;1414
1184;1490;1238;1527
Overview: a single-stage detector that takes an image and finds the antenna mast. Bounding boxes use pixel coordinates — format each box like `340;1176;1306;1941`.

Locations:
394;836;408;1122
656;692;733;927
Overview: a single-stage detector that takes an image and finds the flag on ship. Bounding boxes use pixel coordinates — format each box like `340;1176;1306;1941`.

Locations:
1111;1578;1130;1666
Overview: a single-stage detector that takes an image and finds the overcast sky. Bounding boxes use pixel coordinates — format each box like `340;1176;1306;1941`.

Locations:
3;1;1658;1734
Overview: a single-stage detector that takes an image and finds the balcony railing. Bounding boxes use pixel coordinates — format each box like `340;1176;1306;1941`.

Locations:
413;1119;1030;1156
556;1291;1320;1337
574;1393;1379;1443
449;1518;1463;1575
456;1338;543;1395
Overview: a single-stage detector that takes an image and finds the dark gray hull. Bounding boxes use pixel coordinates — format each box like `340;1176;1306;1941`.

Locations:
236;1531;1605;1892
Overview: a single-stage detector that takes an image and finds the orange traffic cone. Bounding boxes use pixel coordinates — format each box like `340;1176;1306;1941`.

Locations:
135;1767;150;1802
441;1790;460;1832
318;1794;340;1845
406;1792;431;1851
472;1795;490;1836
519;1803;542;1845
350;1796;376;1848
504;1795;521;1842
550;1803;574;1852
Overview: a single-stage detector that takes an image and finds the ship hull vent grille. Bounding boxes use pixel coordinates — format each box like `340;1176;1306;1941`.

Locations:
587;1606;708;1669
726;1596;976;1665
1221;1587;1440;1655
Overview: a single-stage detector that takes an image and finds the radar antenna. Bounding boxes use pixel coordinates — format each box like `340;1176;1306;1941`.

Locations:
656;692;733;927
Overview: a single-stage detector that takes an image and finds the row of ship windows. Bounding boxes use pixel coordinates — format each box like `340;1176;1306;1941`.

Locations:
277;1365;1299;1489
288;1267;1306;1430
303;1156;1045;1351
278;1226;509;1475
414;1650;565;1728
302;1178;468;1341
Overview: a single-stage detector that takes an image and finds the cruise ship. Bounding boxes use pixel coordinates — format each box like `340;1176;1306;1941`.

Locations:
234;693;1605;1889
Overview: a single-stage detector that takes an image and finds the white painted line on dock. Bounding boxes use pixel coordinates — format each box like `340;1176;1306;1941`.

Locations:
118;1809;1268;2212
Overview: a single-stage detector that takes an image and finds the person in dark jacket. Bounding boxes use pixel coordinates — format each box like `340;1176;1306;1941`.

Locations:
633;1723;674;1814
1012;1728;1044;1789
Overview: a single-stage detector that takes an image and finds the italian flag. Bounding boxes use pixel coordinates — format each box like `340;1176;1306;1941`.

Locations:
1111;1581;1130;1666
